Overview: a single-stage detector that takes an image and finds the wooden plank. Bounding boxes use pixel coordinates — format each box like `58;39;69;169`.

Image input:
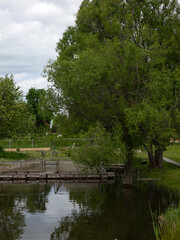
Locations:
86;174;100;179
39;174;47;180
47;174;56;179
60;174;74;179
1;175;12;181
27;174;39;180
74;174;86;179
101;174;108;179
13;174;27;180
107;172;115;178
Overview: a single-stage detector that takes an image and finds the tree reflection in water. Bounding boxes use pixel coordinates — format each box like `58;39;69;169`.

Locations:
50;183;179;240
0;184;51;240
0;182;179;240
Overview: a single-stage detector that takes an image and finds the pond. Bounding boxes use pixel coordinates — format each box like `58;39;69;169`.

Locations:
0;181;179;240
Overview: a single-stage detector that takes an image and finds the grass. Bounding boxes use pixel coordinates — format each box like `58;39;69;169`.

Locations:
134;150;180;192
152;204;180;240
0;150;29;161
164;143;180;163
0;136;80;149
0;139;51;149
0;147;72;162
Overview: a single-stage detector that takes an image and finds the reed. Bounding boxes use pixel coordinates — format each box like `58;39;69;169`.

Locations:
151;203;180;240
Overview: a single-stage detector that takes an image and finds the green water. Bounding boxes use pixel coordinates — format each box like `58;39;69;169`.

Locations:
0;182;179;240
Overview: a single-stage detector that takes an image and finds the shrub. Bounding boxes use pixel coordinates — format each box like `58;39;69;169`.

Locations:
71;124;125;171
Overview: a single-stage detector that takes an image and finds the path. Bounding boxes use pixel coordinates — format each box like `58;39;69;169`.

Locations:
163;157;180;167
4;148;51;152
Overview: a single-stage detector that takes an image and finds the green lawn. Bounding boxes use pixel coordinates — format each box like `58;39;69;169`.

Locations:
0;151;30;161
164;143;180;163
134;148;180;192
0;147;72;162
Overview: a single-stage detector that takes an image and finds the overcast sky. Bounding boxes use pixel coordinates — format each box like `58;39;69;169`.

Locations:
0;0;83;95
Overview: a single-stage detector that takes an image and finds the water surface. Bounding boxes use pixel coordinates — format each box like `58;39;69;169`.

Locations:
0;182;179;240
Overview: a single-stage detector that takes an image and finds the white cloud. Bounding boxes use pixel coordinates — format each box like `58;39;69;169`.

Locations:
0;0;83;94
14;73;48;94
26;2;64;20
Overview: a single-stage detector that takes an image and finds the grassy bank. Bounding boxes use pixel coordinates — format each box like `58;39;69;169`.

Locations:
135;145;180;240
135;152;180;191
164;143;180;163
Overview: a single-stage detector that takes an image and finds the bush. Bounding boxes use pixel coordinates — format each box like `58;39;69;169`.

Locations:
71;125;125;171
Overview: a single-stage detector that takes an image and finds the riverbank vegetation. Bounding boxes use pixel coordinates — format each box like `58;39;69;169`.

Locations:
153;203;180;240
135;147;180;240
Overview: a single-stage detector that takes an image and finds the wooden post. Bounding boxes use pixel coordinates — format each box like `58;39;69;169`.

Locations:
44;161;46;172
122;169;133;187
76;163;79;173
39;161;43;172
56;161;58;173
20;160;22;170
9;139;12;149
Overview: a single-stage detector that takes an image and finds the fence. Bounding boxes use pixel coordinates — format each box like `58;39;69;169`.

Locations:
0;138;93;149
0;159;81;174
0;139;50;149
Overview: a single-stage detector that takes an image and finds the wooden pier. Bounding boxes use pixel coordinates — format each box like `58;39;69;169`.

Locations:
0;172;115;183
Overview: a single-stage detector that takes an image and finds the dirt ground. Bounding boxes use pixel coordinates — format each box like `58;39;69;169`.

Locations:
4;148;51;152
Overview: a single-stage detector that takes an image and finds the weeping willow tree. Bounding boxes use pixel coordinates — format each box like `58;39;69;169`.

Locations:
45;0;180;169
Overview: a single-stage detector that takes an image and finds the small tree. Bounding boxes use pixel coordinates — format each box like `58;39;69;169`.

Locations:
26;88;53;133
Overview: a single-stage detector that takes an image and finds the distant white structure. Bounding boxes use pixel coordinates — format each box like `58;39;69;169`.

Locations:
50;120;53;129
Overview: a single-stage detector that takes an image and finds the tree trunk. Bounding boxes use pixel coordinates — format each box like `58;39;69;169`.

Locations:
147;145;157;169
122;138;133;187
122;126;133;170
155;148;163;169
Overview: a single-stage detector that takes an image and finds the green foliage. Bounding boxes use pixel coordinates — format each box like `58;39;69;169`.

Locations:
0;75;35;138
52;112;92;136
72;124;125;170
26;88;53;133
45;0;180;168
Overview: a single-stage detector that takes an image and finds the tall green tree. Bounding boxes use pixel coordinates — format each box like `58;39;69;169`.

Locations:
0;75;35;138
26;88;53;133
45;0;180;168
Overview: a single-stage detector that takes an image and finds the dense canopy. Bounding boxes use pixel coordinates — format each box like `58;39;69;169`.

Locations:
45;0;180;168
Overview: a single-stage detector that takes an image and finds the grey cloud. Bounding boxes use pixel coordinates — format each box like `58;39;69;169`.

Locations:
0;0;83;94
